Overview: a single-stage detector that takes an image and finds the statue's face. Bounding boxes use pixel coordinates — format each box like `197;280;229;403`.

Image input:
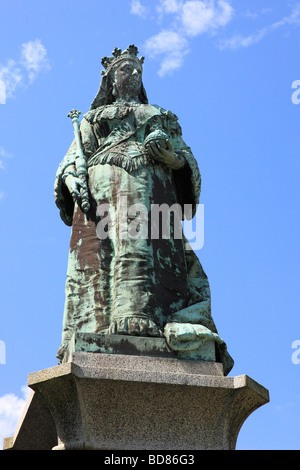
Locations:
113;59;142;100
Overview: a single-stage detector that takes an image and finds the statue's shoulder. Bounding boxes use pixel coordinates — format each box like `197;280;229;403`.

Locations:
149;105;181;135
151;104;178;120
148;105;180;128
83;106;105;123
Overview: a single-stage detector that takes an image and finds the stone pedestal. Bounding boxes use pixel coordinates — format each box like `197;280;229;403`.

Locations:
3;337;269;450
61;332;217;363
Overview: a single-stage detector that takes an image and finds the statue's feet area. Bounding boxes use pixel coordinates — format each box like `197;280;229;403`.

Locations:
108;317;163;337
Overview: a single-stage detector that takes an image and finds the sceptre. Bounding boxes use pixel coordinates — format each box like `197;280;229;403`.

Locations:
67;109;90;213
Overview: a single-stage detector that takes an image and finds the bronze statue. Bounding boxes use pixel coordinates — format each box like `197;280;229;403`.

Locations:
54;45;233;374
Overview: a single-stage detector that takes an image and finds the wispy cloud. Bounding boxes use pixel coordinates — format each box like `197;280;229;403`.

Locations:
0;146;12;170
0;60;22;104
180;0;233;37
145;30;189;77
275;394;300;412
219;29;266;50
242;8;272;21
142;0;234;76
131;1;300;76
0;39;50;103
20;39;51;83
157;0;183;15
219;3;300;49
0;386;31;448
130;0;147;18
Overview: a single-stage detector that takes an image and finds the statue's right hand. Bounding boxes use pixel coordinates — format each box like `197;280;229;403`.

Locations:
64;174;85;203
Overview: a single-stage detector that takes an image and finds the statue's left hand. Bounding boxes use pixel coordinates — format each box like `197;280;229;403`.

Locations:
146;138;173;160
145;139;185;169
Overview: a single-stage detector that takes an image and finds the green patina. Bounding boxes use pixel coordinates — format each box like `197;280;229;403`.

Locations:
54;44;234;375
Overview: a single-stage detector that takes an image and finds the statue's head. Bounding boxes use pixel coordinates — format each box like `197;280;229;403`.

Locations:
90;45;148;109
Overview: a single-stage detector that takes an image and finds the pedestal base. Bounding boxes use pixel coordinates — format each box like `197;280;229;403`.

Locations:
3;345;269;450
61;332;217;363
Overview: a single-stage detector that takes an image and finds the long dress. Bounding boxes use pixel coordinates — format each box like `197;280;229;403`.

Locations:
54;101;233;375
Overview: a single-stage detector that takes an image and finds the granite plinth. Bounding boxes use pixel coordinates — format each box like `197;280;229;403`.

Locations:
4;345;269;450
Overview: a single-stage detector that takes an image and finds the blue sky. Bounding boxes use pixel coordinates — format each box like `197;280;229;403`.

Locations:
0;0;299;450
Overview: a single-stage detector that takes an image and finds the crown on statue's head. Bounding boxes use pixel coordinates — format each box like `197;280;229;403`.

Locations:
100;44;145;75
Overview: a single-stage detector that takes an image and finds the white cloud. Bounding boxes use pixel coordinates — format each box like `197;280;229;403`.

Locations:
130;0;147;17
243;10;259;20
145;30;188;55
158;0;183;14
145;30;189;76
0;60;22;103
0;146;12;171
0;146;12;160
0;39;50;103
219;29;266;50
0;385;31;448
181;0;233;37
158;49;188;77
142;2;300;76
220;3;300;49
157;0;233;34
21;39;50;83
144;1;233;76
181;1;215;36
0;147;11;159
